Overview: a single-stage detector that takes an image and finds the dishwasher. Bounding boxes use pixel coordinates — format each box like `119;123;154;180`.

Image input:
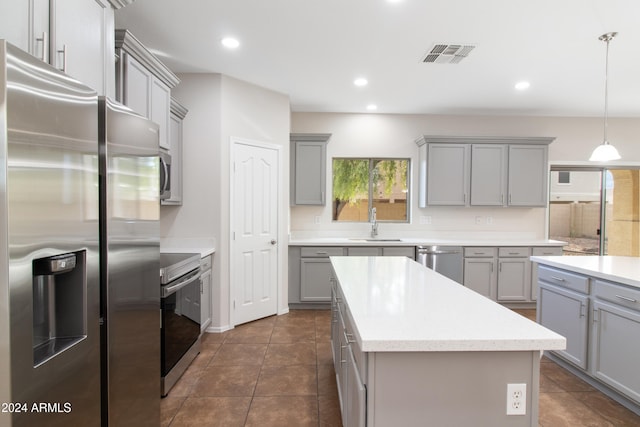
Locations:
416;246;464;284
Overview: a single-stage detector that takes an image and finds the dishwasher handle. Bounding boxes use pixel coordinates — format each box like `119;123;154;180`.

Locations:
417;249;461;255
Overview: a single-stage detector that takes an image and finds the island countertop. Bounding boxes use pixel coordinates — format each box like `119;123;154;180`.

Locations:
330;256;566;353
531;255;640;290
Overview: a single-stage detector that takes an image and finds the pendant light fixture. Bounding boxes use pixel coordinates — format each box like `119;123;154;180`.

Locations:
589;32;621;161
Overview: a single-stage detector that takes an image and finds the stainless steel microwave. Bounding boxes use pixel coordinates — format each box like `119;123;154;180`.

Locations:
159;149;171;200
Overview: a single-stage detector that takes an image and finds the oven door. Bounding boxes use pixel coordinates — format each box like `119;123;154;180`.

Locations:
161;269;201;377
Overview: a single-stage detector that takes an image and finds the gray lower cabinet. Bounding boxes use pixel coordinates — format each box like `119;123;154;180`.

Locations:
289;247;345;306
538;264;640;409
300;258;333;302
497;247;531;302
332;281;366;427
463;247;497;300
530;247;563;300
290;246;415;306
590;281;640;404
200;254;212;332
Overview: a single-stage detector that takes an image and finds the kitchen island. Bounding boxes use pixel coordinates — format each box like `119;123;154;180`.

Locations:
532;256;640;415
330;256;565;426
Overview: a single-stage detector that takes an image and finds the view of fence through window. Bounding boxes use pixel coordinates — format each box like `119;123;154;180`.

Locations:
332;158;409;222
549;168;640;257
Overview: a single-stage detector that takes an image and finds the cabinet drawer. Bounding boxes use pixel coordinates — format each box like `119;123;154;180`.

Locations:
347;247;382;256
498;247;530;257
532;246;563;256
201;254;212;271
594;280;640;312
300;247;345;257
538;266;589;294
464;247;496;257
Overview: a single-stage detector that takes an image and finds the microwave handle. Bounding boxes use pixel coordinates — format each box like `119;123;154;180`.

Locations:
159;156;169;195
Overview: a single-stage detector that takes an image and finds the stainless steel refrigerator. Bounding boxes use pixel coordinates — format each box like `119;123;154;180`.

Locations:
0;40;160;426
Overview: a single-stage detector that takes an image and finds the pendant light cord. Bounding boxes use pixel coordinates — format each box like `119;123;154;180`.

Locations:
603;35;610;144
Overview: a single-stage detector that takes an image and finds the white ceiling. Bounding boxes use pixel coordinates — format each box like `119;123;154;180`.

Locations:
115;0;640;117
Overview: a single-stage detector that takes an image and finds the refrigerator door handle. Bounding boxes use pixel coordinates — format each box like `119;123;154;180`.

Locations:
161;269;201;298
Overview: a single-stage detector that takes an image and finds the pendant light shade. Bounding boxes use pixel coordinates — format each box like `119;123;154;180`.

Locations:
590;32;621;162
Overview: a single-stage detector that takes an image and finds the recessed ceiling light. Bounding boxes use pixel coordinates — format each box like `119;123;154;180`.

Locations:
354;78;368;87
221;37;240;49
366;104;378;111
515;81;530;90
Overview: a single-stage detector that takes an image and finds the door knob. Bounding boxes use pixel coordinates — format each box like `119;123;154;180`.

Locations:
270;239;277;245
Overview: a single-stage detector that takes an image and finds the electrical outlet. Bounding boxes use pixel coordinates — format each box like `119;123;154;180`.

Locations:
486;216;493;225
314;216;321;224
475;216;483;225
507;383;526;415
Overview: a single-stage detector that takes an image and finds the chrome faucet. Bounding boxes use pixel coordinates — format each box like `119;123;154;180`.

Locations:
370;207;378;238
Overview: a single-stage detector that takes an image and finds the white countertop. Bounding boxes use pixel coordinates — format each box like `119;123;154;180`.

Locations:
531;256;640;289
160;237;216;258
290;237;565;247
330;256;566;353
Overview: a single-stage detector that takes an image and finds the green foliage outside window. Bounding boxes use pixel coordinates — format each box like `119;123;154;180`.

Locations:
332;158;409;222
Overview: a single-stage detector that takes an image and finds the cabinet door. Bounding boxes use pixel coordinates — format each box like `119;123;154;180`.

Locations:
463;258;497;300
0;0;49;60
200;266;212;332
292;141;327;205
591;300;640;403
382;246;415;260
52;0;108;94
123;54;152;117
300;258;333;302
151;78;171;149
497;258;530;301
162;112;183;205
539;283;589;369
427;144;470;206
508;145;548;206
470;144;507;206
345;345;366;427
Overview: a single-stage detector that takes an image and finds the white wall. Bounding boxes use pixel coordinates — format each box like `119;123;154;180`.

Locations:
290;113;640;240
167;73;290;330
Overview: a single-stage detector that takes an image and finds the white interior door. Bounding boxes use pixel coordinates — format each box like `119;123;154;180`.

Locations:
232;140;279;325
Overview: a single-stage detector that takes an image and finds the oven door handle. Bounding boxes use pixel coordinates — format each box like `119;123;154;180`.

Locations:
162;269;201;298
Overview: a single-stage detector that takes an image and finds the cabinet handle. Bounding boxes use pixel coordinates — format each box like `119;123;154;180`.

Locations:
550;276;566;282
579;303;585;318
316;251;328;255
509;194;512;204
463;193;467;203
501;194;504;204
36;32;48;62
345;333;356;344
592;309;598;323
57;44;67;72
321;191;325;203
508;252;520;255
615;294;637;303
499;262;502;272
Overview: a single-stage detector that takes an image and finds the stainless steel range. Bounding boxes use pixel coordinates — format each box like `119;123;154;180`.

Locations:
160;253;202;396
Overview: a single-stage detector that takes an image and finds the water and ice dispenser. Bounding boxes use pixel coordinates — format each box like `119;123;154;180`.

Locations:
32;250;87;367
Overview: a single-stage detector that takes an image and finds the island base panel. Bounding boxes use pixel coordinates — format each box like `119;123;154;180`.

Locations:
368;350;540;427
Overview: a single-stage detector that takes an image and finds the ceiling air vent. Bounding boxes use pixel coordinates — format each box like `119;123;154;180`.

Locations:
422;44;475;64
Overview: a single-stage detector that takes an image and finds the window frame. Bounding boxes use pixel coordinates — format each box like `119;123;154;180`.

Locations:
331;157;411;223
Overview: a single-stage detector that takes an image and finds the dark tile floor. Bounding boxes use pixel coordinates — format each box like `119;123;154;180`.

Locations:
161;309;640;427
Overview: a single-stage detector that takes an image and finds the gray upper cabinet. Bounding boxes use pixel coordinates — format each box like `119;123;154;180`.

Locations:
0;0;114;97
290;133;330;206
426;143;470;206
416;136;554;208
508;145;549;206
115;29;180;150
470;144;507;206
162;98;188;206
